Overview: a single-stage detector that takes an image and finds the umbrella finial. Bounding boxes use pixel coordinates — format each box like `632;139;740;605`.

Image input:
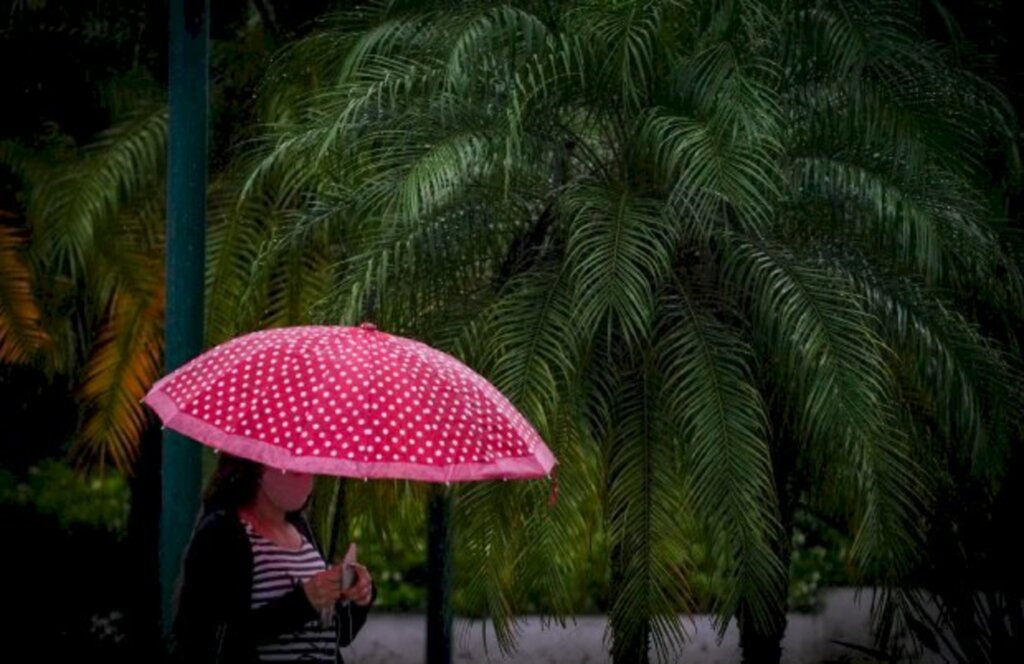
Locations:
359;322;378;332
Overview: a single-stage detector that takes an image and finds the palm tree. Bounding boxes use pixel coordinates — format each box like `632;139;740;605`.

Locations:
233;1;1023;661
0;0;332;473
0;90;169;472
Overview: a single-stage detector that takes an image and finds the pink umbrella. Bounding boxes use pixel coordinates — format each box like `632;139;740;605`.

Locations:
143;323;557;483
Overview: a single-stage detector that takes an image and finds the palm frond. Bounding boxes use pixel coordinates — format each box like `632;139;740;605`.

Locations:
833;254;1022;471
479;265;579;435
33;103;168;281
0;217;49;363
656;280;784;632
784;0;917;81
258;229;334;329
443;5;552;93
563;184;677;347
325;192;524;333
452;480;521;653
789;153;1011;294
452;407;601;653
72;280;164;474
0;139;56;187
725;238;925;578
87;196;166;316
394;128;503;222
515;407;604;617
636;107;780;235
567;0;687;112
205;184;276;343
603;367;692;660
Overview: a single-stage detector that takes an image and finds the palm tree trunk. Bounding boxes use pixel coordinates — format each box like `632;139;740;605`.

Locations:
610;541;651;664
738;438;797;664
737;519;792;663
738;602;787;664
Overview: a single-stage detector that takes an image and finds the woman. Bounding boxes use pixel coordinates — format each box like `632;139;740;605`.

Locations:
173;454;375;663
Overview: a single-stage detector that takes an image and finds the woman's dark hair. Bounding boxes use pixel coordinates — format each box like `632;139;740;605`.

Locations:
202;453;264;513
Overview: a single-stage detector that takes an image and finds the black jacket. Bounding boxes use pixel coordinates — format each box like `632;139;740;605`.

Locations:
172;509;373;663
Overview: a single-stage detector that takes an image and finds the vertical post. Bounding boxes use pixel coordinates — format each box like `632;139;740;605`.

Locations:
427;486;453;664
160;0;209;634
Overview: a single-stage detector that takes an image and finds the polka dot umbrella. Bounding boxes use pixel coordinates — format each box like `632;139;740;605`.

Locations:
143;323;557;483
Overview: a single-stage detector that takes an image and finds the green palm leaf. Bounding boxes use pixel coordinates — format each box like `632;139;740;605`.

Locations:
564;184;677;347
33;103;167;280
725;239;925;577
481;265;579;434
602;367;692;661
656;280;784;631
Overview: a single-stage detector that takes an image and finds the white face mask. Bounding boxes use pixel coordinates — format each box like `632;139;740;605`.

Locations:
260;469;314;512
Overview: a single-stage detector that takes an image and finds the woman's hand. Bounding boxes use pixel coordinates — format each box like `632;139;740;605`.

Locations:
341;563;374;606
302;566;343;610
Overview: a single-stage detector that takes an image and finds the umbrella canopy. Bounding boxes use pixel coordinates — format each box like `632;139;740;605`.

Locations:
144;323;557;482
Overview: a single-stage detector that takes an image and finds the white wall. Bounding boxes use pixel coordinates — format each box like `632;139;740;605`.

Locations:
340;588;943;663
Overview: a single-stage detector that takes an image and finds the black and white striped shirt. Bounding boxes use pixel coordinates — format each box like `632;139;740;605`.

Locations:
245;521;337;662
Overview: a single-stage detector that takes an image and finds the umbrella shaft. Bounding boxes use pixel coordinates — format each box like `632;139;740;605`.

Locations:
327;478;348;562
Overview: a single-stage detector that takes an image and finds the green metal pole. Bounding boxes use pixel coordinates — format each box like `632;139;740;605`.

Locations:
427;486;453;664
160;0;209;635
